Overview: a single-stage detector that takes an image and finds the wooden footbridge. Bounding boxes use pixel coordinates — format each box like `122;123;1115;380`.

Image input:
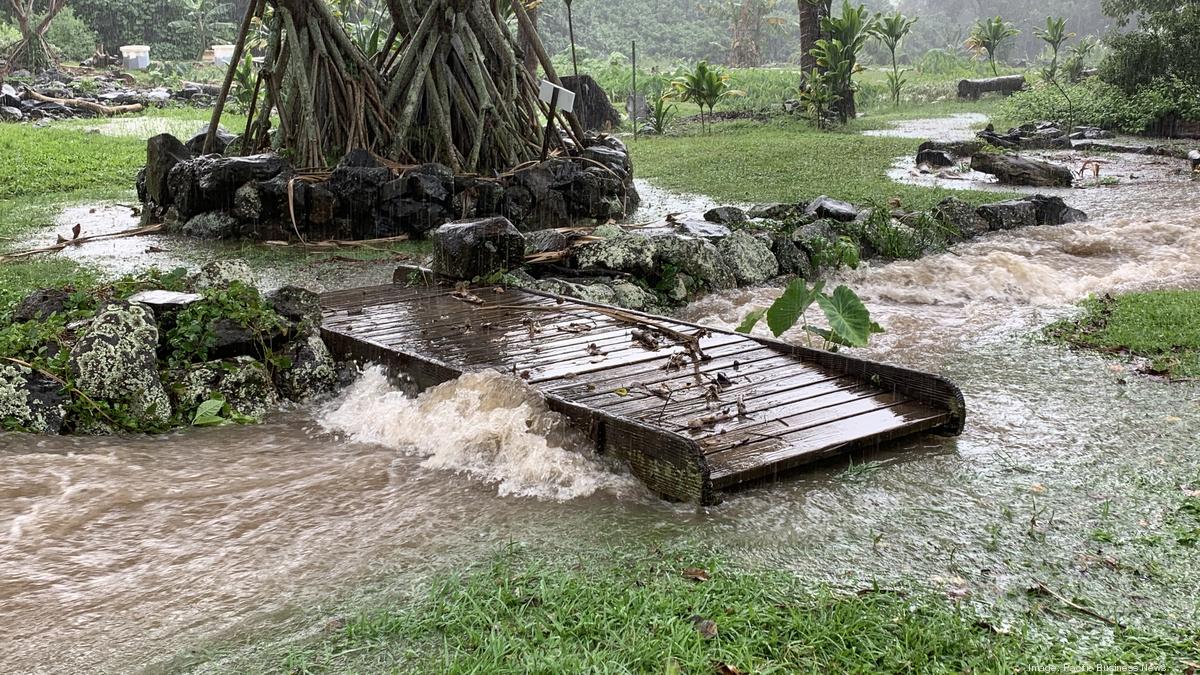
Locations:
320;272;965;504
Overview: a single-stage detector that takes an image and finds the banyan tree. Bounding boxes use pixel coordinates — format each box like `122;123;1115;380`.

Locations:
234;0;585;172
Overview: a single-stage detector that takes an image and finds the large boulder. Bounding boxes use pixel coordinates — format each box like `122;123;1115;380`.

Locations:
327;150;393;237
432;217;526;280
717;231;778;286
975;199;1039;231
575;232;656;276
0;363;69;434
192;260;255;291
172;356;279;419
970;152;1073;187
69;303;172;429
771;233;814;277
1024;194;1087;225
144;133;194;207
654;235;736;291
266;286;323;333
168;153;289;220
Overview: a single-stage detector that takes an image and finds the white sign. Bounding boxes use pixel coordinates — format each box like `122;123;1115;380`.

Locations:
538;80;576;113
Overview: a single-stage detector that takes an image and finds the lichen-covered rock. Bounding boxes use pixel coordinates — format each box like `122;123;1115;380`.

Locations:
70;303;172;429
267;286;323;332
575;233;656;276
171;355;279;419
532;279;617;305
791;219;841;256
232;181;263;221
609;282;658;311
717;231;779;286
11;288;71;322
193;260;255;291
654;235;736;291
182;211;242;239
0;363;68;434
272;333;337;401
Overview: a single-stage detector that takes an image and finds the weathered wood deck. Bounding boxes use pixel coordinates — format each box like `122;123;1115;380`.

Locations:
320;275;965;504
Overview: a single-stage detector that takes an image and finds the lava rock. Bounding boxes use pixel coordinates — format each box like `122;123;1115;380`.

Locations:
524;229;570;257
185;127;236;155
970;153;1073;187
1023;194;1088;225
326;150;392;237
718;230;779;286
917;139;983;157
169;153;289;220
182;211;243;239
933;197;991;240
975;199;1039;231
172;355;279;419
193;260;255;291
0;105;23;122
69;302;172;430
748;202;804;220
432;217;526;281
575;232;656;276
272;333;337;401
791;219;841;255
375;194;451;237
771;233;814;277
11;288;72;322
0;363;68;434
671;217;732;241
916;148;955;168
805;195;859;222
704;206;749;225
144;133;195;207
654;235;736;291
266;286;323;332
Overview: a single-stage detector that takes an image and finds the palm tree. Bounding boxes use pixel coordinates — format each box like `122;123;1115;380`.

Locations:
872;11;917;107
796;0;829;72
670;61;743;133
967;16;1020;76
1036;16;1076;134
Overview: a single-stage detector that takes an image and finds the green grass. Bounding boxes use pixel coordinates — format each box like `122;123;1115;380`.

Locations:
0;124;145;200
631;114;1009;210
240;545;1192;674
1047;291;1200;379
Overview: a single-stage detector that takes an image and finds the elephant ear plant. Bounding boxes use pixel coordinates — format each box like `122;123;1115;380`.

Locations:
736;280;883;350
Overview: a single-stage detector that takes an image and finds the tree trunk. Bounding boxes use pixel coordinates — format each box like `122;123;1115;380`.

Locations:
5;0;67;73
519;4;538;77
730;0;762;68
797;0;818;72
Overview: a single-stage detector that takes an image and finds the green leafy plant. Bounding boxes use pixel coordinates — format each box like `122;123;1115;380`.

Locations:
872;11;917;107
812;1;877;122
166;281;287;370
669;60;744;132
736;279;883;350
648;93;677;134
1064;35;1099;83
966;16;1020;76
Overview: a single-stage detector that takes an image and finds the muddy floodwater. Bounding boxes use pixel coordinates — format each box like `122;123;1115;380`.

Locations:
3;126;1200;673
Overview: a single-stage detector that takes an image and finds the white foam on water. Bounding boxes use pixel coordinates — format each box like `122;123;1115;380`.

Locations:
319;366;641;501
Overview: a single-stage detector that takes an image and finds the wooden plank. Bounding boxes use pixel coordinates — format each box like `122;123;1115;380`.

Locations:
707;403;950;487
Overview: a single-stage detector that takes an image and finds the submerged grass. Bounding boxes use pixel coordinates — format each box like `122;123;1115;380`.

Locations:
1047;291;1200;379
248;545;1192;674
631;114;1008;211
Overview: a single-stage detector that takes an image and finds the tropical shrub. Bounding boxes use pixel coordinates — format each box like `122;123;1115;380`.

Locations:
45;7;99;61
669;60;744;132
1003;76;1200;133
872;11;917;107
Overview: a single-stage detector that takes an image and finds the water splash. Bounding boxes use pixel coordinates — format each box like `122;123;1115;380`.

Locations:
320;367;640;501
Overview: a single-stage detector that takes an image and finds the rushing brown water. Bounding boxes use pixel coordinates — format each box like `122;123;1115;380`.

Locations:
3;135;1200;674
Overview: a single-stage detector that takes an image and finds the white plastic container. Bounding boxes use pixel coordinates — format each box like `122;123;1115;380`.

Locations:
212;45;236;66
119;45;150;70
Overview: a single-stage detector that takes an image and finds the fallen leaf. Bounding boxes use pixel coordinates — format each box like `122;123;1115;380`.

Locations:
690;616;718;639
614;387;629;397
1030;483;1047;494
682;567;710;582
715;663;746;675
